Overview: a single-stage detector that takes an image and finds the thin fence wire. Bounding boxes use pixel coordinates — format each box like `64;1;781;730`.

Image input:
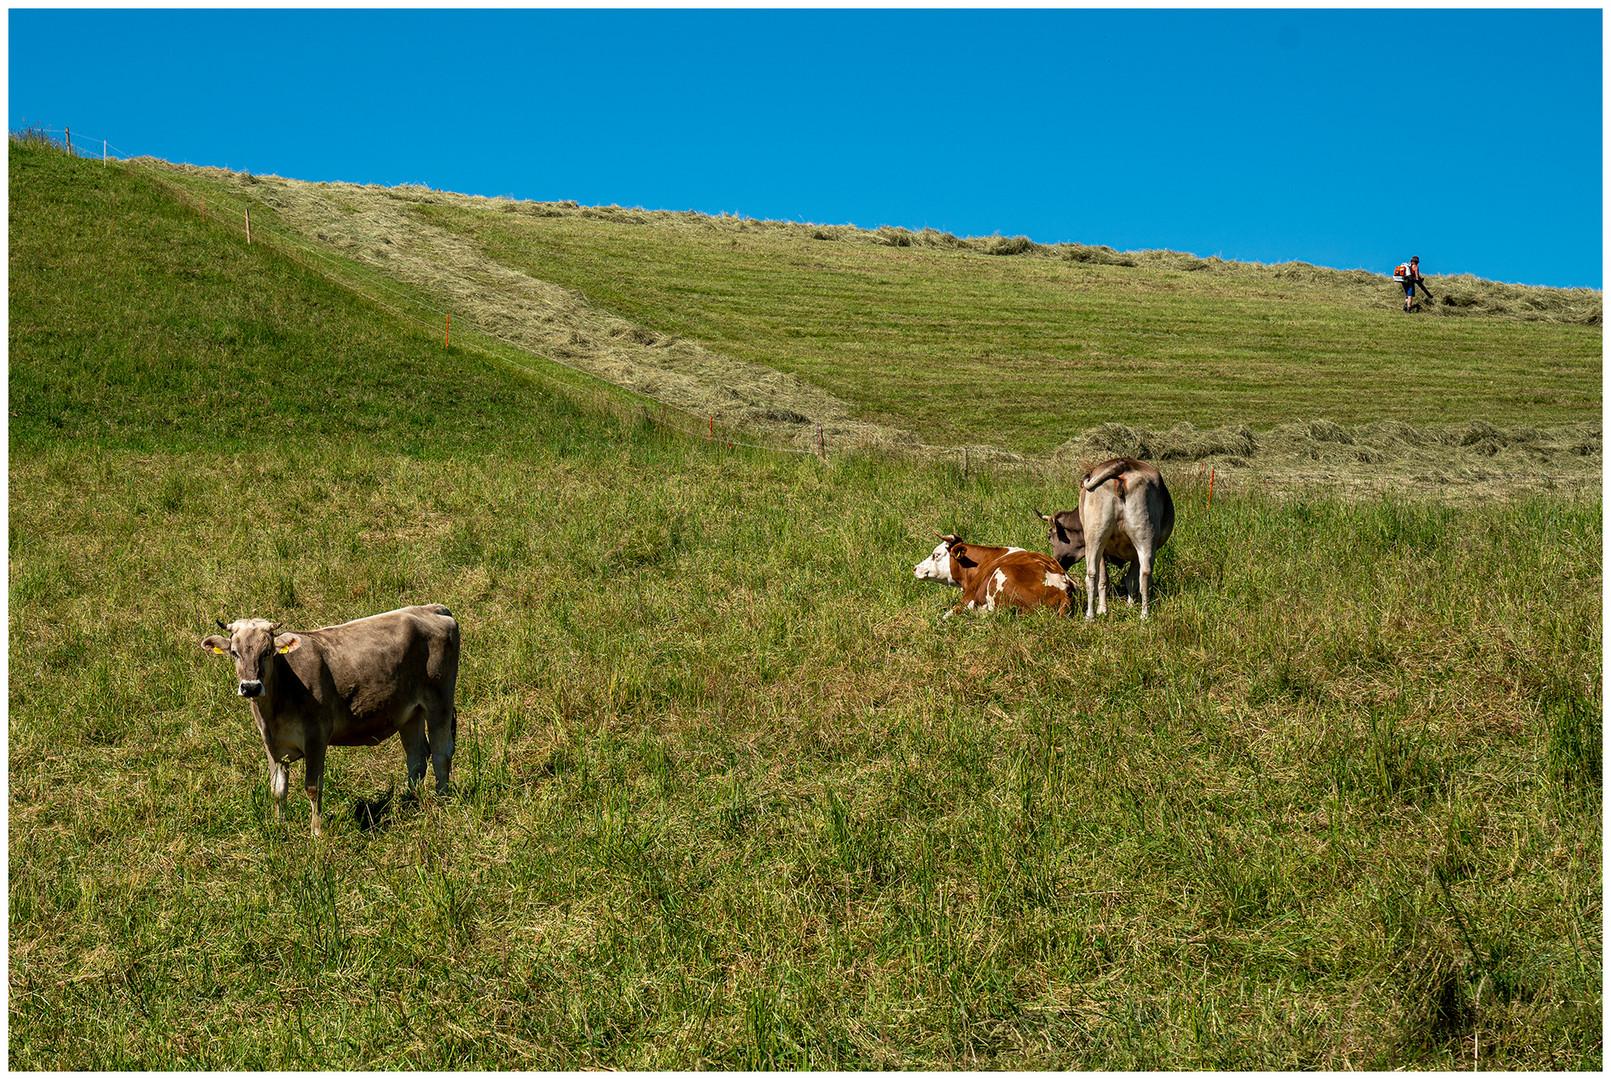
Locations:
17;125;127;162
16;131;1602;492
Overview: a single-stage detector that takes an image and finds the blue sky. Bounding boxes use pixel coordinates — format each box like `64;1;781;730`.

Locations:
7;7;1603;288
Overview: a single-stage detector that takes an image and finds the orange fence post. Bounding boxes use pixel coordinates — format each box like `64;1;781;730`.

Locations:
445;314;450;348
1207;468;1215;513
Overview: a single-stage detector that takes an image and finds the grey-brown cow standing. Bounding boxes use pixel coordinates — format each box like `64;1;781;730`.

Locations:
201;604;460;836
1036;458;1175;620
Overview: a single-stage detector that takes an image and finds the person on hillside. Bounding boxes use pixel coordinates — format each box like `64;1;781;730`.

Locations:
1395;255;1432;312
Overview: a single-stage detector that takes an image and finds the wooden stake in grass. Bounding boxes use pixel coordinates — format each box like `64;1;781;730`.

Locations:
245;209;251;245
1207;468;1215;514
445;313;450;349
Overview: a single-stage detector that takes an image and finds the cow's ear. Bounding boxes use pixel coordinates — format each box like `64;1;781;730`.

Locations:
274;633;301;655
954;545;979;568
201;635;230;656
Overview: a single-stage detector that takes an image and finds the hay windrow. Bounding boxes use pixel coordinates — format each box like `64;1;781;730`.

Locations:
1055;419;1602;500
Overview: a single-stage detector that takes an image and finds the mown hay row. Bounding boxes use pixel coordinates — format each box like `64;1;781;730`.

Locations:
1058;419;1602;499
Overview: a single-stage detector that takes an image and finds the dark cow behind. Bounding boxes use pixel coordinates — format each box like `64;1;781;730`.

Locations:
201;604;460;835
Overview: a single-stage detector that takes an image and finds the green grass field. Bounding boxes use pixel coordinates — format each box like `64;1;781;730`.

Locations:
9;137;1602;1069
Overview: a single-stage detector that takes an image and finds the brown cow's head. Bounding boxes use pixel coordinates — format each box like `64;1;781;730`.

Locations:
914;533;973;585
201;619;301;698
1036;509;1086;571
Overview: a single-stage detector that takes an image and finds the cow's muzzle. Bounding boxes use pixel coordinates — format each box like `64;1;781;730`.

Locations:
237;680;265;698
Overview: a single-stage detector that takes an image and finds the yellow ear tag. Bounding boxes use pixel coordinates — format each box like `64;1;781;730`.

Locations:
277;645;292;654
212;647;227;655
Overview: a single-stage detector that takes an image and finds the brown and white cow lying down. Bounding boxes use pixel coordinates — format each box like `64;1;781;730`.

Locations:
913;533;1076;618
1037;457;1174;620
201;604;460;836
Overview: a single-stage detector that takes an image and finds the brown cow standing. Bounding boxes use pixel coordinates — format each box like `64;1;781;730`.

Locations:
201;604;460;835
1037;457;1174;620
913;533;1075;618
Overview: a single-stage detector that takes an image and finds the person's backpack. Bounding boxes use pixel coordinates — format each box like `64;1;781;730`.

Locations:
1394;262;1412;281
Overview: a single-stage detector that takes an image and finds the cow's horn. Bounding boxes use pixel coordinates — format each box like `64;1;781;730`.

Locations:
216;619;229;631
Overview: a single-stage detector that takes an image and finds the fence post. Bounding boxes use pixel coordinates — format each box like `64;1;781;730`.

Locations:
816;423;824;461
102;139;107;166
65;126;71;155
445;313;450;348
245;209;251;244
1207;468;1215;514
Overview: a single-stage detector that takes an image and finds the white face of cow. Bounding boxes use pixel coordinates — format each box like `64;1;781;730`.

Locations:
201;619;301;698
913;537;961;586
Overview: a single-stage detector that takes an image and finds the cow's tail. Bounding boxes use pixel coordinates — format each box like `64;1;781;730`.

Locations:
1082;459;1130;493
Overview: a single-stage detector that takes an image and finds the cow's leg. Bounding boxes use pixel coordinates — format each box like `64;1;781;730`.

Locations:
426;704;456;795
266;753;290;824
399;709;430;790
1085;522;1116;619
1130;509;1159;620
303;740;328;837
1137;544;1154;620
1084;558;1099;621
1088;554;1113;618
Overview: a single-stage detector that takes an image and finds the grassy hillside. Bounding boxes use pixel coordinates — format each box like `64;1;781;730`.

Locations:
410;201;1599;444
8;138;1602;1070
8;145;600;457
139;159;1601;472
